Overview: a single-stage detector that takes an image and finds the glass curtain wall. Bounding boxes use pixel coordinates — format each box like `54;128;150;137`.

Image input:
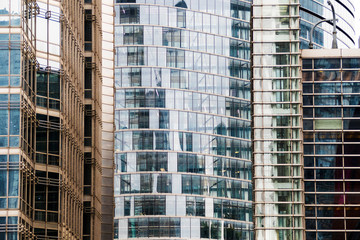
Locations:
0;0;35;239
114;0;253;239
302;55;360;240
299;0;355;49
252;0;305;239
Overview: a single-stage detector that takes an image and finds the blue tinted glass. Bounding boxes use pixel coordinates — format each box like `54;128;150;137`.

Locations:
0;17;9;26
0;110;8;135
10;34;20;40
8;198;18;208
10;16;20;26
9;155;18;162
0;170;7;196
0;50;9;74
315;107;341;118
342;58;360;68
0;76;8;86
10;76;20;86
0;94;8;101
10;49;20;74
10;94;19;101
314;83;341;93
315;144;341;155
343;95;360;105
0;137;8;147
0;198;5;208
316;156;338;167
7;232;18;240
343;82;360;93
8;216;17;224
9;109;19;135
8;170;18;196
314;58;340;69
9;136;19;147
0;34;9;40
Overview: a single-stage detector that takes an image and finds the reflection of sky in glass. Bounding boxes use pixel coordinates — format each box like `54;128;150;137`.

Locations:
0;0;20;15
36;2;61;61
0;1;9;14
11;0;20;15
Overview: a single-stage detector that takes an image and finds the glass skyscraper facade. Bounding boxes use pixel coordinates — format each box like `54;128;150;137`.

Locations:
114;0;252;239
2;0;359;239
0;0;104;239
302;49;360;240
252;1;305;240
299;0;355;49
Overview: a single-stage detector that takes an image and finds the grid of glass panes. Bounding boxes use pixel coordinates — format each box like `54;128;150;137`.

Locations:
0;0;21;27
299;0;355;49
0;216;18;240
0;34;21;87
252;1;305;239
0;155;19;209
0;7;26;239
0;94;20;148
114;0;253;239
303;57;360;240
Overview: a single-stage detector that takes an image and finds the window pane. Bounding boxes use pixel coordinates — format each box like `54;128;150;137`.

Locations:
0;110;8;135
0;170;7;196
0;49;9;74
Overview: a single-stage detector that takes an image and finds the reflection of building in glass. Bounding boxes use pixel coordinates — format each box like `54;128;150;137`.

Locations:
302;49;360;240
299;0;355;49
0;0;104;239
101;0;116;239
114;0;252;238
252;1;305;239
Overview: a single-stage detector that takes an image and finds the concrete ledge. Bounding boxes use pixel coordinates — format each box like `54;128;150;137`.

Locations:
301;48;360;58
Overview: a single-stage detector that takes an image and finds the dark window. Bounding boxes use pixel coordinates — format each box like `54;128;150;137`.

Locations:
119;6;140;24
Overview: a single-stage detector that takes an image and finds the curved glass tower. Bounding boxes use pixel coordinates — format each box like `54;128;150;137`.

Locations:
114;0;252;239
299;0;355;49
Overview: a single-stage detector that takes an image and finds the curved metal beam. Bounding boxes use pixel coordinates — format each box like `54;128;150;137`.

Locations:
328;0;338;48
309;19;333;49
